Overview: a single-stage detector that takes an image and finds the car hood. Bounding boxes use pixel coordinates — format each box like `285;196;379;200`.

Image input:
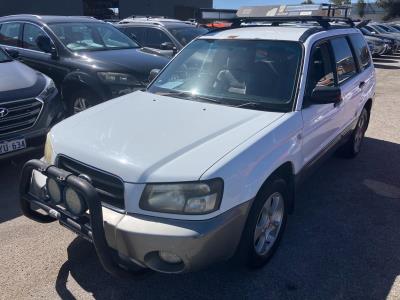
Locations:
51;91;284;183
79;48;169;75
0;61;45;102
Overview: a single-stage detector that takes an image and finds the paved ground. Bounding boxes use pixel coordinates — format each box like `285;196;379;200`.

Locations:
1;54;400;300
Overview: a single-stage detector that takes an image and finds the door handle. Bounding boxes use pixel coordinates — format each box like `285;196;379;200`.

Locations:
359;81;365;89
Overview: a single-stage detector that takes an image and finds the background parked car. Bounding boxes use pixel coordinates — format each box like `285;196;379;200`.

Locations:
360;26;400;54
0;15;169;115
0;47;62;160
116;17;209;58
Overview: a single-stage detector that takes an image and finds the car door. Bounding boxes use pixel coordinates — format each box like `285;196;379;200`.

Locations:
145;27;176;57
301;40;343;165
19;23;66;86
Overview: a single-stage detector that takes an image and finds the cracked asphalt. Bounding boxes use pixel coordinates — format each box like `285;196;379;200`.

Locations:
1;54;400;300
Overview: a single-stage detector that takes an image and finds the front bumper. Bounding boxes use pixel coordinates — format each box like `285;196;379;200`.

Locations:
21;160;251;275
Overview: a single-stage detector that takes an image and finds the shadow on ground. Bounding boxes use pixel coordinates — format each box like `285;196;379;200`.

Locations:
374;63;400;70
54;137;400;299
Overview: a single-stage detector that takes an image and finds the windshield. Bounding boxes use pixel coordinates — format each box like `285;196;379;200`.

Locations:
148;39;302;112
369;25;386;34
169;26;209;46
49;22;140;52
0;48;11;62
361;27;372;35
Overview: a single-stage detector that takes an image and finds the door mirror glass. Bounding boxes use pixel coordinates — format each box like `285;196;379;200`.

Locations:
148;69;160;82
310;86;342;105
160;41;176;51
36;35;57;57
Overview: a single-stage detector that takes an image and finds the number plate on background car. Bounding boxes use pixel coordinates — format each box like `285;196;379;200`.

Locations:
0;138;26;155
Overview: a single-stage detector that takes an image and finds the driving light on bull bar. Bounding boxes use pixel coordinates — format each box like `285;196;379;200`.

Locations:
46;178;62;204
64;187;87;216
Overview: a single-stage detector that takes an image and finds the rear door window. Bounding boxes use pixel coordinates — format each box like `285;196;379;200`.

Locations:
122;27;146;44
330;37;357;84
349;33;371;71
0;22;22;47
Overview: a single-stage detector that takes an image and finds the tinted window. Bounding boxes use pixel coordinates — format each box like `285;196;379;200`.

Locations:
122;27;146;44
349;34;371;71
148;39;302;112
145;28;172;49
330;37;357;84
23;23;46;51
0;23;22;47
307;42;335;96
169;26;208;46
49;22;139;51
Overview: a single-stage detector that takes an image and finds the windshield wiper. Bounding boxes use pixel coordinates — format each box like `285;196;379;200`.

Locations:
155;91;226;105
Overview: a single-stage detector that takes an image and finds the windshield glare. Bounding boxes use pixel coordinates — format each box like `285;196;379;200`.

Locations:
49;22;140;51
169;26;209;46
148;39;302;111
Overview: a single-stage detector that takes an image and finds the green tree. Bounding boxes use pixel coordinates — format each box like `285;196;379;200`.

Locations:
377;0;400;21
301;0;314;4
357;0;367;18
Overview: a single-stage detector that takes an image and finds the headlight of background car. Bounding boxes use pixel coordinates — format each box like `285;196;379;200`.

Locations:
44;133;54;164
98;72;141;86
38;76;57;101
140;179;223;215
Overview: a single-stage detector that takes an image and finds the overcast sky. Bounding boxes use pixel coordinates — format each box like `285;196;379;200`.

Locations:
213;0;356;9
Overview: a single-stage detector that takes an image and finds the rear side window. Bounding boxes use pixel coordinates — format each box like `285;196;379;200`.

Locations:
349;34;371;71
0;23;22;47
330;37;357;84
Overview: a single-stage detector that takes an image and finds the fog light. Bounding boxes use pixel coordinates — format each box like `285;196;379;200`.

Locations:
64;187;87;216
46;178;62;204
159;251;182;264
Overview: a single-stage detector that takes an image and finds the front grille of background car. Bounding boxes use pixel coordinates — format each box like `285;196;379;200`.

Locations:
0;98;43;135
57;155;125;211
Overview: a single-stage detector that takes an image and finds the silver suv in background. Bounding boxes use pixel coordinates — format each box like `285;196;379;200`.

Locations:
116;17;209;58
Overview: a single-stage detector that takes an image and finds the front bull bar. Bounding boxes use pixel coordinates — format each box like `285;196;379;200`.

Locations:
19;159;130;278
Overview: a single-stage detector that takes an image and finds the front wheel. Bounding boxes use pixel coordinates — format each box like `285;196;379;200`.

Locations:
236;178;288;269
67;89;100;116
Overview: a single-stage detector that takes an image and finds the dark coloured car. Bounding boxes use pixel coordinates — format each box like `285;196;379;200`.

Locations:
0;47;62;160
116;17;209;58
0;15;169;115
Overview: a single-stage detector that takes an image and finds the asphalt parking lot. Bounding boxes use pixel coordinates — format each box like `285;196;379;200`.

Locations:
1;54;400;300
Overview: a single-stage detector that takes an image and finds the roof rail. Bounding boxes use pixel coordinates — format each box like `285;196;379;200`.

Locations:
232;4;354;29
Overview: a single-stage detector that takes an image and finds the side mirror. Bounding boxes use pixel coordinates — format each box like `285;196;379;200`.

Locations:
36;35;57;58
148;69;160;82
160;42;176;51
310;86;342;105
5;48;19;59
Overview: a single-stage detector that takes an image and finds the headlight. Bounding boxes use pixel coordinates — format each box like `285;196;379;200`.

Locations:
38;76;57;101
98;72;140;86
140;179;223;215
44;133;54;163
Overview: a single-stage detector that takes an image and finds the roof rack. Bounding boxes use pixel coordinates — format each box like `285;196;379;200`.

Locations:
232;4;354;29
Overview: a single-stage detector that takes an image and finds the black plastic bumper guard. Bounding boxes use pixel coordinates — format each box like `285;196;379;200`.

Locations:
19;159;130;277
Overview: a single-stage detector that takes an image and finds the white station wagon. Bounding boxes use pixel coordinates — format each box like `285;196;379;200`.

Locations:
20;4;376;276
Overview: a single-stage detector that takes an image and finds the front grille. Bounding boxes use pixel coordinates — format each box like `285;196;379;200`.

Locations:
57;155;125;210
0;98;43;136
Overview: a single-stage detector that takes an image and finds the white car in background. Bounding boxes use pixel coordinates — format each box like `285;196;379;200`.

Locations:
20;4;376;276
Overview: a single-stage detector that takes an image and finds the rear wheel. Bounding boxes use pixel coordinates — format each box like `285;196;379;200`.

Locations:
339;108;369;158
237;178;288;268
67;89;100;116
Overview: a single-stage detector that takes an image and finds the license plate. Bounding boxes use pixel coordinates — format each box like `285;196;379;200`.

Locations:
0;138;26;155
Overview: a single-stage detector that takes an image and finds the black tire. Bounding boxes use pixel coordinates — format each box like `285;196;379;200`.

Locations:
236;177;288;269
66;89;100;116
338;108;369;159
